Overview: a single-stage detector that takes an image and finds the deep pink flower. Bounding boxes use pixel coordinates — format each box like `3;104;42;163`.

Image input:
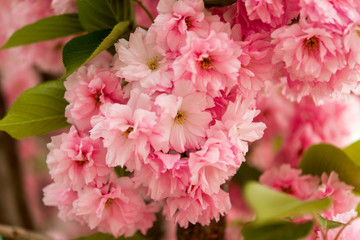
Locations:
260;164;319;200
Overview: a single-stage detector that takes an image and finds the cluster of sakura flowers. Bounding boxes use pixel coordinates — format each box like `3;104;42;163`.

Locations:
37;0;360;238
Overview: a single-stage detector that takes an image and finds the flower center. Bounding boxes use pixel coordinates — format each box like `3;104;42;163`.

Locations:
147;56;159;70
175;111;186;124
94;92;102;105
281;186;293;194
76;159;88;167
357;30;360;37
304;37;319;52
105;198;115;207
123;126;134;137
185;17;192;28
200;57;215;70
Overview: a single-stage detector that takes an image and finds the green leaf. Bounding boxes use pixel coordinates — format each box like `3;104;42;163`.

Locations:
77;0;133;32
343;140;360;165
204;0;237;7
0;80;69;139
242;221;314;240
73;232;147;240
299;144;360;192
356;203;360;217
244;182;331;224
62;21;130;78
1;14;84;49
316;213;344;230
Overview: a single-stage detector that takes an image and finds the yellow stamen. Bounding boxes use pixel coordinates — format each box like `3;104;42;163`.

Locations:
304;37;319;52
200;57;215;70
185;17;192;28
94;92;102;106
123;126;134;137
175;111;186;124
105;198;114;207
147;56;159;70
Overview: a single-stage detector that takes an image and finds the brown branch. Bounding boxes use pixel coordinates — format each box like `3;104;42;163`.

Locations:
176;216;226;240
0;224;52;240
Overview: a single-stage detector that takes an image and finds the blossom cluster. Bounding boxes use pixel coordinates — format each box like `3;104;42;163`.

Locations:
37;0;360;238
43;0;268;236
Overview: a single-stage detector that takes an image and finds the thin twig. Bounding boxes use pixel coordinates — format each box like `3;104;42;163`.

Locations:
132;0;154;23
334;216;359;240
0;224;52;240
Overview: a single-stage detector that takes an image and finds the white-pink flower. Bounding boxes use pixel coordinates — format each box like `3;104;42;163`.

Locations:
153;80;213;153
114;28;171;91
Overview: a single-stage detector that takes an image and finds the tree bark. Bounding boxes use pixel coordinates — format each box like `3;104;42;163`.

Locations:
176;216;226;240
0;82;34;230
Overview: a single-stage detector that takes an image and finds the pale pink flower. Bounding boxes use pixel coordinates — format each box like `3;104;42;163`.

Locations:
214;96;266;153
317;172;360;217
51;0;77;14
64;65;124;132
272;23;346;83
91;89;157;171
260;164;320;200
46;126;111;190
163;187;231;228
299;0;360;33
173;30;242;97
114;28;171;91
189;130;240;195
343;23;360;69
151;0;209;51
317;210;360;240
272;22;348;102
153;80;213;153
74;178;158;237
43;183;78;221
244;0;285;27
134;152;190;200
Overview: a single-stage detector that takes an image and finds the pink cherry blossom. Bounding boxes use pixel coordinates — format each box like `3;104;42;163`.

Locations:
189;131;240;195
244;0;285;27
163;187;231;228
64;65;124;132
317;172;360;217
43;183;79;221
51;0;77;14
260;164;320;200
153;80;213;153
91;89;157;171
74;178;158;237
114;28;171;91
46;126;111;190
133;152;191;200
173;30;242;97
